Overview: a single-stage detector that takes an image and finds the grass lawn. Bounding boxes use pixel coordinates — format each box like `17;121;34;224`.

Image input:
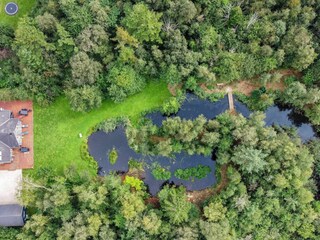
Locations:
26;81;171;178
0;0;36;28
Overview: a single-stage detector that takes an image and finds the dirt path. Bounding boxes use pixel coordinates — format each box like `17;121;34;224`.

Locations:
169;69;302;97
200;69;302;96
187;164;229;205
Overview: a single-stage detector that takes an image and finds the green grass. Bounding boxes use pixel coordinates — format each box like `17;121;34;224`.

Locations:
0;0;36;28
26;81;171;177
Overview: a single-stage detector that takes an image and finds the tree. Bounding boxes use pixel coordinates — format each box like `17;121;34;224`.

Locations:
70;52;102;86
123;3;163;43
107;64;145;102
77;24;113;64
158;186;192;225
282;26;317;70
66;85;102;112
142;210;162;235
231;146;267;173
167;0;197;24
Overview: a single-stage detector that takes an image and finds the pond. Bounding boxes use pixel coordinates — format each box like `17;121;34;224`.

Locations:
88;93;318;195
88;127;216;195
146;93;317;142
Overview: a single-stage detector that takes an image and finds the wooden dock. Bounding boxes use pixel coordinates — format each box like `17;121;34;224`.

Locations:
226;87;236;114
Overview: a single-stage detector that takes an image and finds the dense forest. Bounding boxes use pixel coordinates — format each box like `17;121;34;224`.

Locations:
1;0;320;239
1;0;320;111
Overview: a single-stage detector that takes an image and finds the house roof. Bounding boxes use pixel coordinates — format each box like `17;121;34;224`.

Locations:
0;204;25;227
0;109;21;164
0;109;11;124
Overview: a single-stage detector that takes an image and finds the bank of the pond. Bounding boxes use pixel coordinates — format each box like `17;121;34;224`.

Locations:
27;81;171;178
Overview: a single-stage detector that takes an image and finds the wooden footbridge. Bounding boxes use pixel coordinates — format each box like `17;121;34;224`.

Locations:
226;87;236;115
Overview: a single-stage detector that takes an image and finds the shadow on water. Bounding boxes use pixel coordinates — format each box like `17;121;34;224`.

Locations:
88;93;317;195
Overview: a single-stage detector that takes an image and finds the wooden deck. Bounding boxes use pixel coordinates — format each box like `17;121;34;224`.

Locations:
226;87;236;114
0;101;34;170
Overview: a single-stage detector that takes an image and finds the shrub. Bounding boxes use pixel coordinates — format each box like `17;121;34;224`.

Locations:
109;148;118;165
128;158;144;170
152;164;171;180
174;165;211;181
284;76;297;86
107;63;145;102
66;85;102;112
124;176;144;191
161;97;181;116
80;140;98;171
185;76;198;91
97;117;128;133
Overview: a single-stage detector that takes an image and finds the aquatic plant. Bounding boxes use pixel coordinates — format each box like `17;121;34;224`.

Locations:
124;176;144;191
152;164;171;180
109;148;118;165
174;165;211;181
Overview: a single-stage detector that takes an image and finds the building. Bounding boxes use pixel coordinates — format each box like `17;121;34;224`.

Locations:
0;204;26;227
0;101;34;228
0;108;22;164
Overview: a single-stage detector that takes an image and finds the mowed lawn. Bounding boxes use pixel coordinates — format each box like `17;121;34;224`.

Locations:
0;0;36;27
26;81;171;177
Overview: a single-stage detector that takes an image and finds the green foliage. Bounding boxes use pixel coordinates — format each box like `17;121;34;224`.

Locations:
152;164;171;180
109;148;118;165
282;26;317;70
123;176;143;191
70;51;102;86
66;85;102;112
123;3;162;43
303;58;320;86
174;165;211;181
0;25;14;48
158;186;192;225
236;89;275;111
80;140;99;171
284;76;297;86
97;117;128;133
161;97;181;116
231;146;267;173
107;63;145;102
0;227;19;240
128;158;144;170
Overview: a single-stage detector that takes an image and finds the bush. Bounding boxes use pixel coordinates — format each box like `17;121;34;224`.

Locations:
284;76;297;86
80;140;98;171
236;88;275;111
128;158;144;170
0;25;14;48
97;117;128;133
107;63;145;102
109;148;118;165
302;58;320;87
161;97;181;116
124;176;144;191
174;165;211;181
152;164;171;180
66;85;102;112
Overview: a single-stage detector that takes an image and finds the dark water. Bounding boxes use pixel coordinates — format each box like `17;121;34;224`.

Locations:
146;93;316;142
145;93;251;126
88;126;216;195
88;93;317;195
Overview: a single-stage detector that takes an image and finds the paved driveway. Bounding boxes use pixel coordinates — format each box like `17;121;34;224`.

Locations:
0;170;22;204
